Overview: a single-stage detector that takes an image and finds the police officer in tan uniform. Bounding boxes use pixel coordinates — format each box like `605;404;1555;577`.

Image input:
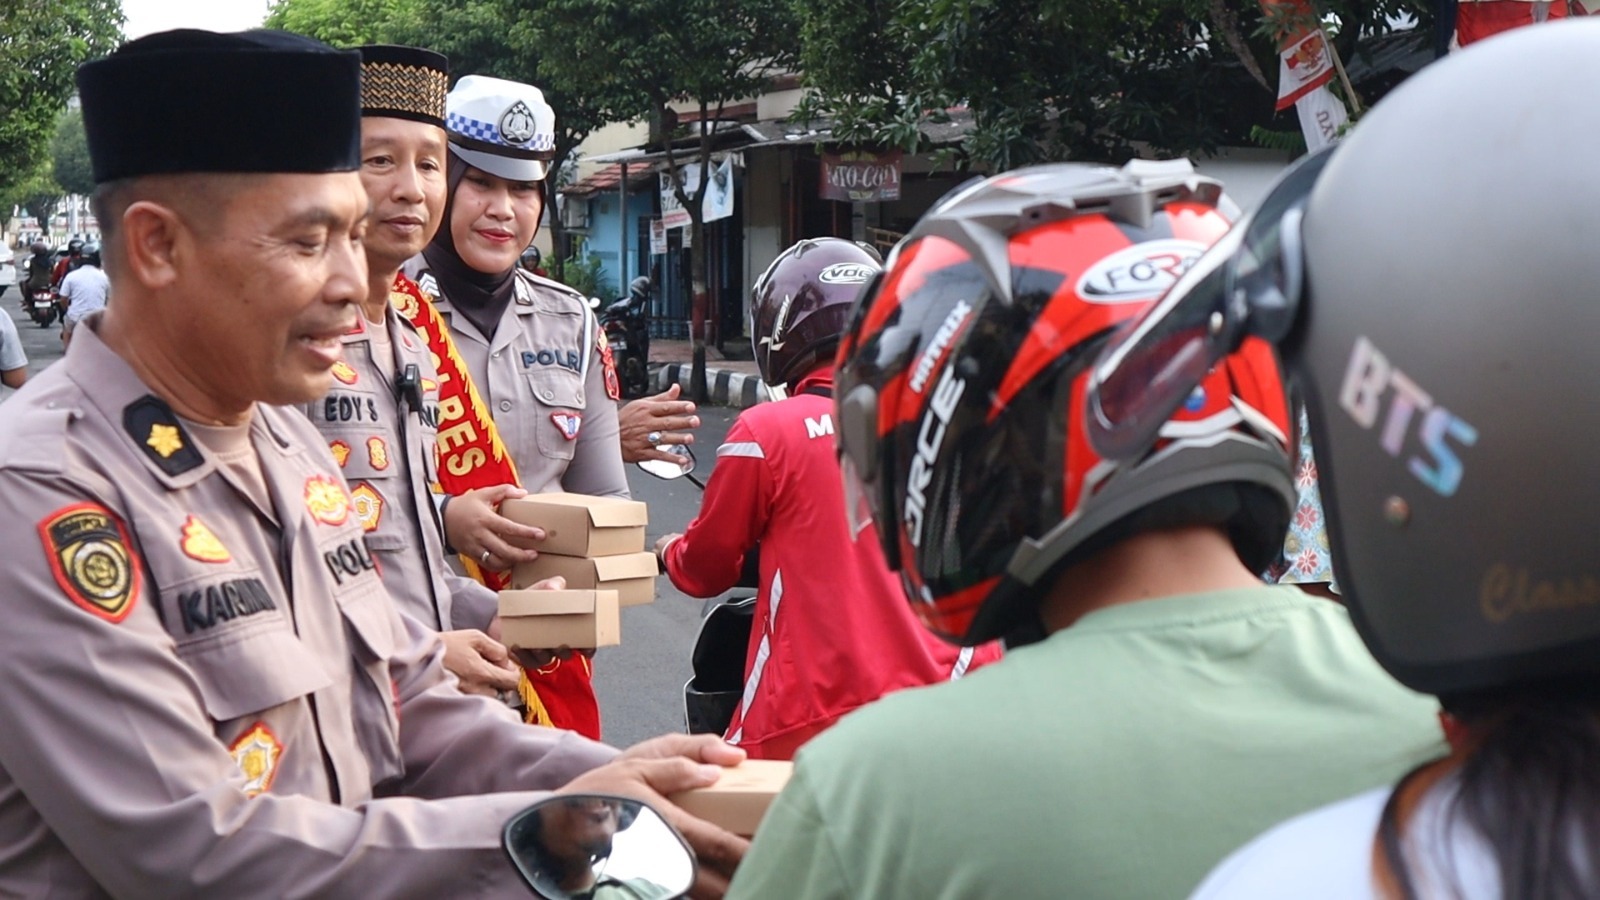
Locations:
0;29;745;897
301;45;530;696
407;75;630;500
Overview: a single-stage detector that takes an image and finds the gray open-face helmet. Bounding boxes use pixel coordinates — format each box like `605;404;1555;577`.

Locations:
1088;20;1600;696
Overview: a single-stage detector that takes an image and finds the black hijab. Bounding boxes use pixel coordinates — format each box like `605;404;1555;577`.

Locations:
422;152;518;340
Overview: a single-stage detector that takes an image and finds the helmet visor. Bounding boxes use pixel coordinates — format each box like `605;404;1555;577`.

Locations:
1085;146;1334;461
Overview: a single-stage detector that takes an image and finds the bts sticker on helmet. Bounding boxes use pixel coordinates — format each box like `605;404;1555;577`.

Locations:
1076;239;1207;304
180;515;232;563
39;503;140;624
303;475;350;526
1338;335;1479;498
230;722;283;798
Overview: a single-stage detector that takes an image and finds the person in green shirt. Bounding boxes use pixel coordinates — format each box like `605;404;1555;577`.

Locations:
727;159;1444;900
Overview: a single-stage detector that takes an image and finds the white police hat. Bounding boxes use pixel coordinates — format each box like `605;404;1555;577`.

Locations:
445;74;557;182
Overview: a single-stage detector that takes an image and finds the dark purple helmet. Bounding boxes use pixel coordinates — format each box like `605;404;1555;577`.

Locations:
750;238;880;388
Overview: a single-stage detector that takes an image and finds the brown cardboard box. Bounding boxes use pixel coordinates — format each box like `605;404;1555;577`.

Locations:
499;493;648;557
511;551;658;606
498;589;621;649
667;760;793;837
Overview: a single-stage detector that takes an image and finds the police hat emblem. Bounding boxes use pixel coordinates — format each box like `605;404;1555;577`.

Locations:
499;101;537;145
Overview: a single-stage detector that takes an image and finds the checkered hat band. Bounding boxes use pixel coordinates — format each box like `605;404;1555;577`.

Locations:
362;61;448;123
446;112;556;152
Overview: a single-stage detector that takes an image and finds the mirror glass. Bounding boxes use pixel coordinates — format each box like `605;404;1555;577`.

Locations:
505;795;694;900
636;445;696;481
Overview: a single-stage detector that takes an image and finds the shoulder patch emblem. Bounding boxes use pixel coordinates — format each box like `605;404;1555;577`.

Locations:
350;482;384;533
303;475;350;526
329;440;351;468
598;335;621;401
551;412;582;440
331;361;359;385
180;515;231;563
230;722;283;797
39;503;140;623
366;437;390;470
124;395;203;476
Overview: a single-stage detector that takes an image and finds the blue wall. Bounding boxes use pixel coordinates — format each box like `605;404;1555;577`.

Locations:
582;189;655;299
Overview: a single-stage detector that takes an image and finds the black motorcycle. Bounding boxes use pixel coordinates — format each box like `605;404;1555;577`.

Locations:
27;286;58;328
601;277;652;399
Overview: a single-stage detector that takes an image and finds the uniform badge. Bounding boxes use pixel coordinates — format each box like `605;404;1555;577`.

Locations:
38;503;140;623
329;440;351;468
597;332;621;401
421;377;438;394
350;483;384;533
390;289;419;319
303;475;350;526
124;396;204;476
331;361;359;385
551;412;582;440
180;515;231;563
367;436;391;470
229;722;283;797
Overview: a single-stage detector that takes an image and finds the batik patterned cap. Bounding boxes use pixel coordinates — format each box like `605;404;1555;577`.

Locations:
358;44;448;127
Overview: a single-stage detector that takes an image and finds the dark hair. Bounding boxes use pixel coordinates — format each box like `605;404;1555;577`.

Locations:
1379;684;1600;900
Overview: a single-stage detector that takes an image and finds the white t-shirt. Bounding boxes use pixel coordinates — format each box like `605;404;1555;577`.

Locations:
1190;782;1501;900
59;265;111;324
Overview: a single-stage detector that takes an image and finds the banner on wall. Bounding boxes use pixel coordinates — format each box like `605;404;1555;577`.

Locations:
1259;0;1350;151
820;150;903;202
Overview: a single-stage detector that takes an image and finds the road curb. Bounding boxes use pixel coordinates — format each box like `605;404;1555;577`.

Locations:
649;362;770;409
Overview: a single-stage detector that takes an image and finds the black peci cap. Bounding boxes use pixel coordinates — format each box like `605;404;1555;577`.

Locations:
76;29;362;184
358;45;449;127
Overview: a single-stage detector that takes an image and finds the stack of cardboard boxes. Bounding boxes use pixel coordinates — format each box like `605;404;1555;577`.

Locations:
496;493;655;650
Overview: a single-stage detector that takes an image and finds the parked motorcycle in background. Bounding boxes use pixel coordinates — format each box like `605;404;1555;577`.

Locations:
601;276;653;399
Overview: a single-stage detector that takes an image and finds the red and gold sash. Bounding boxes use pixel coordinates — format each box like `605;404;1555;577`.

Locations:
390;273;600;740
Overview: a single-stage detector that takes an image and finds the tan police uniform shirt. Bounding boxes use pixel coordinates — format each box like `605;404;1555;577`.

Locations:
407;262;630;498
298;308;498;632
0;318;618;897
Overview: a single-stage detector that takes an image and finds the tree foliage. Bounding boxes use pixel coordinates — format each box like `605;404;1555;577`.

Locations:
0;0;122;202
532;0;800;400
51;106;94;197
796;0;1431;169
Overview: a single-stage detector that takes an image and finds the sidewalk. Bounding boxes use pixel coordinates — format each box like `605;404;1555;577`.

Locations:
646;339;771;409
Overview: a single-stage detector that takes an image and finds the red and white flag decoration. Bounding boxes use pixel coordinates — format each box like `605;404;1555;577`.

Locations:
1260;0;1351;151
1454;1;1569;49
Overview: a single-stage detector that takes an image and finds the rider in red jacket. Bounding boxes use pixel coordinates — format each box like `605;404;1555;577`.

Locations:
656;239;1000;760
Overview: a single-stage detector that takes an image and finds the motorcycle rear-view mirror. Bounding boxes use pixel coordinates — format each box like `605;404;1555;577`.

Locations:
636;445;698;483
504;795;694;900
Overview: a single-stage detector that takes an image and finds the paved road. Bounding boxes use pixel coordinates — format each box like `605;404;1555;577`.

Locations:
0;306;746;749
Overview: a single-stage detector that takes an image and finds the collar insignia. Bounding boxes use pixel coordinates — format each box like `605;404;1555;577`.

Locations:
230;722;283;797
303;475;350;526
123;396;203;476
180;515;232;563
551;412;582;440
329;440;351;468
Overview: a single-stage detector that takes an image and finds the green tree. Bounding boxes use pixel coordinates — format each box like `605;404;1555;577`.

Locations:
0;0;123;203
796;0;1430;169
51;106;95;197
532;0;801;401
263;0;416;45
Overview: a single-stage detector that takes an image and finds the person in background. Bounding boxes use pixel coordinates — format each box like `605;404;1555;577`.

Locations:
0;305;27;389
1186;21;1600;899
728;160;1443;899
656;239;1000;760
58;239;109;348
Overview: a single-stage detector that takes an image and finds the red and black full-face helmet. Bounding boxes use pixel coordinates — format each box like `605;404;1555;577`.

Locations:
751;238;881;389
835;160;1295;645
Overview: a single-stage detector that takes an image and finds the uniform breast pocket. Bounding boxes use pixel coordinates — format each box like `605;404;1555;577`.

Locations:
177;613;335;723
527;367;586;462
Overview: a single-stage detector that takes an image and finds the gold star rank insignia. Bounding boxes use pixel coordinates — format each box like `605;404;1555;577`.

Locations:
39;503;140;623
147;424;183;458
180;515;232;563
229;722;283;797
